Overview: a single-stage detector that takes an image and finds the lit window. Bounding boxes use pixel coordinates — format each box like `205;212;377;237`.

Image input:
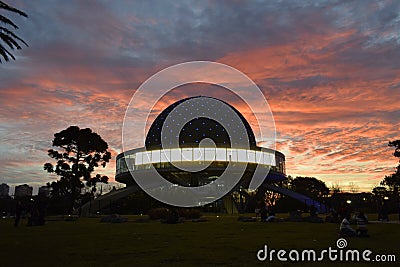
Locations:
227;149;238;162
182;148;192;161
247;150;256;163
171;148;181;162
151;150;160;163
204;148;216;161
237;149;247;162
135;152;143;165
216;148;226;161
193;147;203;161
256;151;263;164
160;149;171;163
143;152;151;164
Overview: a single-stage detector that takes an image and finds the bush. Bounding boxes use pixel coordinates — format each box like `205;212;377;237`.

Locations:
178;209;202;220
148;208;170;220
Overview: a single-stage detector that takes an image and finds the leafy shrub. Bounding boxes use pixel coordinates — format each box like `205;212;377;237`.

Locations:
178;209;202;219
148;208;170;220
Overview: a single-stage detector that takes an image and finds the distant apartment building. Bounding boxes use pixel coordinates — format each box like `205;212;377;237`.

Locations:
14;184;33;197
0;183;10;197
38;186;50;197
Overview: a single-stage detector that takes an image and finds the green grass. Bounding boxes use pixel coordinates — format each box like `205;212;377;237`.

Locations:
0;214;399;267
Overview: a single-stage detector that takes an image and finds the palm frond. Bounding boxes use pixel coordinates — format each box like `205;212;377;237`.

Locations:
0;26;28;46
0;1;27;17
0;42;15;62
0;1;28;63
0;14;19;28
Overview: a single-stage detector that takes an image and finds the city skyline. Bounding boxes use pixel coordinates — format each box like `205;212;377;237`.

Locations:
1;1;400;192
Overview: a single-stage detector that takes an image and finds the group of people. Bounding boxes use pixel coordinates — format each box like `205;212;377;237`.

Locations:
256;203;276;222
255;201;369;237
14;198;46;227
339;212;369;237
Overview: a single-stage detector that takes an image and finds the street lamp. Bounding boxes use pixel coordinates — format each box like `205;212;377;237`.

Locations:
346;200;352;204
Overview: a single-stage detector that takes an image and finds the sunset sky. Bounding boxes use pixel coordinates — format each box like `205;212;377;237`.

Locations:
1;0;400;193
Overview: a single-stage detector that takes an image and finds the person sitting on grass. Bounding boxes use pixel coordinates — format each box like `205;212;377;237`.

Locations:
260;205;268;222
255;201;262;219
310;205;318;217
355;212;369;237
266;211;276;222
165;209;179;224
339;215;356;237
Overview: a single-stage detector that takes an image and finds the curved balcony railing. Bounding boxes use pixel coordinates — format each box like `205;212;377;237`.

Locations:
116;147;285;176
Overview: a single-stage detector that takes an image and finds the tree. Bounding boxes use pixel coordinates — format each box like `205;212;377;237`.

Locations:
381;173;400;196
264;190;281;207
0;1;28;62
389;140;400;173
380;140;400;197
372;186;389;200
389;140;400;158
279;174;293;189
330;183;342;194
372;186;390;212
290;176;329;199
44;126;112;213
348;182;359;193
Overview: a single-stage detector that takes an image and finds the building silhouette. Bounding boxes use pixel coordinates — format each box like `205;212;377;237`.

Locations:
0;183;10;197
38;186;50;197
14;184;33;197
82;96;287;215
81;96;329;215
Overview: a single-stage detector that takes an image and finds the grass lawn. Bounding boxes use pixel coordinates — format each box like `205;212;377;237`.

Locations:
0;214;399;267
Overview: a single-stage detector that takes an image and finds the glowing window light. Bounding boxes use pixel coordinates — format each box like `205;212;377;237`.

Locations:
215;148;227;161
135;153;143;165
237;149;247;162
181;148;192;161
227;148;238;162
204;148;216;161
171;149;181;162
193;147;203;161
263;152;276;166
247;150;256;163
160;149;171;162
256;151;263;164
132;148;276;167
143;151;151;164
151;150;160;162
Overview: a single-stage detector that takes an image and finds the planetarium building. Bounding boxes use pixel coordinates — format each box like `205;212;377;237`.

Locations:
113;96;286;210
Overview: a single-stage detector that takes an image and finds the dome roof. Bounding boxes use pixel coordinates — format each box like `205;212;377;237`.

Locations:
145;96;257;150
